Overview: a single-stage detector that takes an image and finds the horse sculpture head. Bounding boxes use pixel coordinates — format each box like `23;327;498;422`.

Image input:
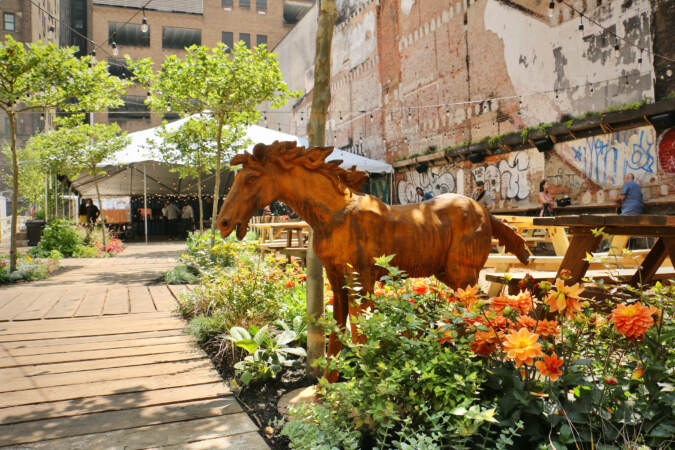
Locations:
217;140;368;240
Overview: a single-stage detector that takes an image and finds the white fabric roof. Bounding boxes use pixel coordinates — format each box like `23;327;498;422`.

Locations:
109;115;392;173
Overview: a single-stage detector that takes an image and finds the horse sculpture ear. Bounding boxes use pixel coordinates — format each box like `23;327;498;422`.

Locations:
253;143;268;162
230;154;249;166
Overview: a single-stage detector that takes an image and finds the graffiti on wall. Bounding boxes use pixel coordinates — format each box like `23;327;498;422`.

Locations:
397;166;456;204
557;127;657;187
658;128;675;174
471;152;532;201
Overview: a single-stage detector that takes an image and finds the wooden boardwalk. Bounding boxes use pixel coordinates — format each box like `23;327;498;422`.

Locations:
0;243;267;449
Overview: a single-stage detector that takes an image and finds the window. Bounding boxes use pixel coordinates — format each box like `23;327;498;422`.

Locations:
239;33;250;49
222;0;233;8
222;31;233;52
108;22;149;47
4;13;15;31
256;34;267;48
256;0;267;11
107;58;133;79
239;0;250;8
162;27;201;49
108;95;150;121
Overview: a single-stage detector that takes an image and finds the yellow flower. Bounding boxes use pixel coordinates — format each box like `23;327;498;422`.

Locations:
25;254;33;263
545;278;584;319
502;327;544;367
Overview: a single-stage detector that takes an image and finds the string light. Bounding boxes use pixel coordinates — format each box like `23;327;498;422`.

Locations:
90;48;97;63
141;15;149;33
614;42;620;58
577;18;584;36
548;0;555;18
48;24;55;39
112;41;119;56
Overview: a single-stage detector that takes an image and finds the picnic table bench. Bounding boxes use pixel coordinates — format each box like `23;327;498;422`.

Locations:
250;221;309;263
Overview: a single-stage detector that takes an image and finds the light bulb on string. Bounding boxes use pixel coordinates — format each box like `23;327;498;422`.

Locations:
48;25;55;39
578;18;584;36
112;41;119;56
614;42;620;58
339;111;343;120
548;0;555;18
90;48;97;63
637;50;643;66
141;16;149;33
370;112;374;122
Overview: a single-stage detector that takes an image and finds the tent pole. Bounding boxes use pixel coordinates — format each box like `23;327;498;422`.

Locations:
44;173;48;221
143;164;148;245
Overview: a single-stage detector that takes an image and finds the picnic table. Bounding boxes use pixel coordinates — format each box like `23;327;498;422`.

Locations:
532;215;675;286
249;221;309;263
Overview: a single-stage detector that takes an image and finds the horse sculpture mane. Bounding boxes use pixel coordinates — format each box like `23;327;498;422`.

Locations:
231;141;369;193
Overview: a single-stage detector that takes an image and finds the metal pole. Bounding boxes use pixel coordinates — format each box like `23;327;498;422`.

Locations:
44;173;48;220
143;164;148;245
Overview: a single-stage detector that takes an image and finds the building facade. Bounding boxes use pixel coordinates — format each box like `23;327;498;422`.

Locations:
269;0;675;210
91;0;314;132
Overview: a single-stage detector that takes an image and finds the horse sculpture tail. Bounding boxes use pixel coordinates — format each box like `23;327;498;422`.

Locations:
490;215;529;265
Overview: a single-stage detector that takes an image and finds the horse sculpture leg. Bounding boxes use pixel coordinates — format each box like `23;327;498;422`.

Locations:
324;267;349;383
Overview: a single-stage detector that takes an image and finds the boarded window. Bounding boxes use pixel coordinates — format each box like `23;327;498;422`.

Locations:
4;13;15;31
222;31;233;52
109;95;150;120
256;0;267;10
162;27;201;49
222;0;233;7
239;0;250;7
108;22;149;47
239;33;250;49
256;34;267;48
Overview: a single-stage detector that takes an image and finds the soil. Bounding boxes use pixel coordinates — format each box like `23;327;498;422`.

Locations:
200;339;314;449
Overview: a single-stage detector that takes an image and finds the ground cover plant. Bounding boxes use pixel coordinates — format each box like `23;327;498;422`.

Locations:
29;218;124;259
0;251;61;284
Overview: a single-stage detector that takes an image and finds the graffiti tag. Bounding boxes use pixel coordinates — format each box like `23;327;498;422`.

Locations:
471;152;531;201
397;166;456;204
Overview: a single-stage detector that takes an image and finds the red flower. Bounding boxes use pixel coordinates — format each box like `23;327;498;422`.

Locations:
535;353;564;381
285;280;295;289
604;376;619;386
411;282;428;295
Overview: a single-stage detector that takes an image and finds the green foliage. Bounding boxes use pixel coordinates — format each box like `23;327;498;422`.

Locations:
0;252;61;284
605;100;647;112
162;263;199;284
227;325;306;385
2;144;45;210
185;314;229;344
30;219;84;257
73;244;100;258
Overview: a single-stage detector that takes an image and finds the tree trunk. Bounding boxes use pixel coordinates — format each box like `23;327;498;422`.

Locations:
197;171;203;233
93;171;107;248
210;116;224;247
305;0;338;378
8;112;19;273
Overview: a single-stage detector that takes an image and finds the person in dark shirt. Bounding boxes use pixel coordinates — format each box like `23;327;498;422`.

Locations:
78;200;88;225
85;199;100;226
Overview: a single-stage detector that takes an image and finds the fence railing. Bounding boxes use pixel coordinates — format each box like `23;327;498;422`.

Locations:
0;215;30;243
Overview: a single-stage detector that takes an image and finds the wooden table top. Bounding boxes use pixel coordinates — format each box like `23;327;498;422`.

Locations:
533;215;675;227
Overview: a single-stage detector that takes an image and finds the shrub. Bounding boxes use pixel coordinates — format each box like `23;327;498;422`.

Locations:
163;263;199;284
73;244;99;258
30;218;84;257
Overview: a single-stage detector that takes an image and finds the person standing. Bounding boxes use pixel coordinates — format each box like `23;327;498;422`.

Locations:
416;186;433;201
538;180;555;217
181;201;195;235
471;181;494;211
78;199;88;225
164;200;180;240
85;199;100;226
617;173;644;215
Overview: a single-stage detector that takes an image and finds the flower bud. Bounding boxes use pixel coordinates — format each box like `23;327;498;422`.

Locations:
604;376;619;386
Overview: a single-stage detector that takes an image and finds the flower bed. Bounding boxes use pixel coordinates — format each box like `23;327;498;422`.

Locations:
0;252;61;283
29;218;125;259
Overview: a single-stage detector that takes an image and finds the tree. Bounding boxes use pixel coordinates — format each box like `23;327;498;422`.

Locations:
0;36;127;271
29;116;130;246
148;116;249;232
2;143;45;215
306;0;338;377
130;42;297;245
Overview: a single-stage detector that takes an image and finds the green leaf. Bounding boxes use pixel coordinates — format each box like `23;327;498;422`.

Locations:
275;330;297;346
228;326;251;341
233;338;259;354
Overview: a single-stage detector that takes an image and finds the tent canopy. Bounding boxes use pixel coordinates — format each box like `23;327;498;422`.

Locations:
74;116;392;197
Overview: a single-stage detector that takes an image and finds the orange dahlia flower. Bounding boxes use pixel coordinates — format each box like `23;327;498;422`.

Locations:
502;327;544;367
545;279;585;319
470;329;502;356
535;353;564;381
534;319;560;338
456;285;481;311
611;302;656;339
285;280;295;289
411;282;428;295
517;315;538;331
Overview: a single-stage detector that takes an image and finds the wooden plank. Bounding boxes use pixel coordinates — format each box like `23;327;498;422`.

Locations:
129;286;157;313
631;238;668;286
7;334;195;357
0;397;243;446
0;317;185;342
1;329;184;349
0;289;42;321
0;290;23;311
0;359;215;393
608;235;630;256
24;413;258;449
6;350;204;377
0;342;199;368
104;286;129;315
0;369;222;408
149;285;178;312
168;284;191;301
11;289;66;321
44;288;86;319
0;311;176;334
548;226;569;256
556;233;603;284
0;382;231;425
74;287;107;317
151;432;268;449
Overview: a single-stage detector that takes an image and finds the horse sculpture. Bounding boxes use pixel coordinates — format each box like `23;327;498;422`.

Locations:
217;141;529;381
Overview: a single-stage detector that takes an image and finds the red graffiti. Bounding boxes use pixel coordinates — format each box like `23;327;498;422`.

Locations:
658;128;675;174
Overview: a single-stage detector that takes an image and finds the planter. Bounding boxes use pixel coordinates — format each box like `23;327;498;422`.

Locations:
25;220;46;246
